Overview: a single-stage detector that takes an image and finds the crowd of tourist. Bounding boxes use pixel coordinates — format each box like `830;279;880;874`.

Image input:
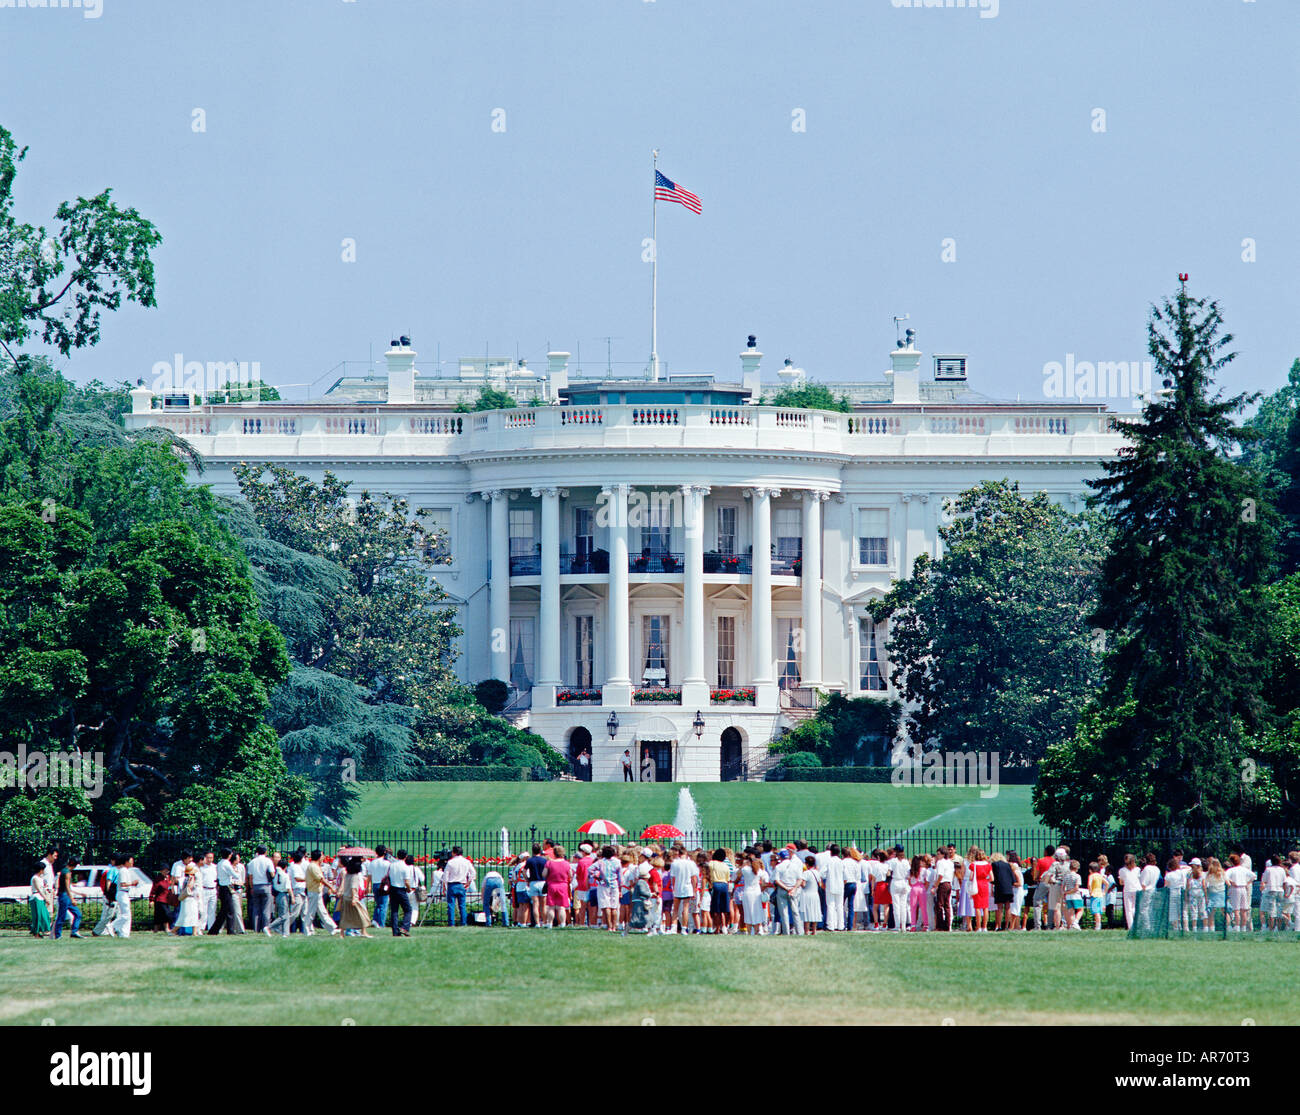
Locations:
22;838;1299;939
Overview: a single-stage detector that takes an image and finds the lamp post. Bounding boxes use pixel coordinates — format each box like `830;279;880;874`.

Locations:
693;710;705;738
607;711;619;740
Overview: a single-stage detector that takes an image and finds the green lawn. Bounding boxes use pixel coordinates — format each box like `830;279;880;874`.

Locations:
342;781;1043;839
1;929;1296;1026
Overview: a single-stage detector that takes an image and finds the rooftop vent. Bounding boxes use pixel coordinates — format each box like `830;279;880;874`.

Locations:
933;354;968;381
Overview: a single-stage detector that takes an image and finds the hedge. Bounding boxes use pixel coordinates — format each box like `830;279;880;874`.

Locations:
766;764;1038;784
417;765;550;782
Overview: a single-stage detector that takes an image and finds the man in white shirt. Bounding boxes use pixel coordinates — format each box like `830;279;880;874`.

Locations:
265;849;307;936
822;845;846;931
772;850;804;935
246;846;275;932
209;850;245;934
931;848;954;931
368;846;393;930
387;848;413;936
888;845;911;932
814;845;833;929
669;849;698;933
109;855;140;937
442;846;476;926
171;851;192;894
198;852;218;933
1260;855;1287;930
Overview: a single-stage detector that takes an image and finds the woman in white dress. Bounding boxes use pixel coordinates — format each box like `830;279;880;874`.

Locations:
174;865;200;936
740;856;768;935
800;860;822;936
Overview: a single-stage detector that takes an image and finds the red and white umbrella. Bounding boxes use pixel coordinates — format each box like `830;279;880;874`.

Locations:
641;823;684;841
336;846;376;859
578;818;626;836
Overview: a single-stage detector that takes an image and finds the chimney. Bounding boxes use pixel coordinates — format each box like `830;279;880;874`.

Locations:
740;335;762;398
385;337;416;404
547;351;570;400
129;381;154;415
889;335;921;405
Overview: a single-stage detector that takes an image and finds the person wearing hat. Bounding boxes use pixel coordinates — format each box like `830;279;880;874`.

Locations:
174;864;201;936
772;849;803;935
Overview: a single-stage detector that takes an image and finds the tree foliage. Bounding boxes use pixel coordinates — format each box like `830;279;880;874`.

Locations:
871;480;1107;765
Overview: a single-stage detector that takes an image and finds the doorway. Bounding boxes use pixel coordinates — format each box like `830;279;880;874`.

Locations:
720;727;744;782
638;740;673;783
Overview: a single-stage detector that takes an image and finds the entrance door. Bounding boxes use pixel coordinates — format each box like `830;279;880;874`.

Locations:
639;740;673;783
720;727;744;782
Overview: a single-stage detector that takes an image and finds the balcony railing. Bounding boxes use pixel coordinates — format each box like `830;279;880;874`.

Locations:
633;686;682;704
128;401;1124;463
557;687;602;705
704;553;750;574
771;556;803;577
630;551;684;574
509;554;541;575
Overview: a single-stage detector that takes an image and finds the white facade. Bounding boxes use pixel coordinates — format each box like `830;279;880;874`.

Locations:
127;340;1127;781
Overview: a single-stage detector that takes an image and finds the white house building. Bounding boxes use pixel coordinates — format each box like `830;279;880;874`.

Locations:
126;336;1127;782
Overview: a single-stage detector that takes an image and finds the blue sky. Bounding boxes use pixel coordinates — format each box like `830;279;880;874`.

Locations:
2;0;1296;406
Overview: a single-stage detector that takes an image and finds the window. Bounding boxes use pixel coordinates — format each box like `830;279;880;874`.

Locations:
640;501;671;556
859;616;885;691
642;614;671;685
419;508;452;562
509;618;535;688
857;509;889;566
716;616;735;688
773;508;802;560
716;506;737;555
574;615;594;688
573;507;594;563
509;509;535;557
777;618;801;687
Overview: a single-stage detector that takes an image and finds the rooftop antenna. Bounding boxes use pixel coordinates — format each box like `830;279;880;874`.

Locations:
893;314;911;348
599;336;622;376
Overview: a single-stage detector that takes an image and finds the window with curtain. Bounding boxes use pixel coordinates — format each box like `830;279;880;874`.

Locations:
574;615;594;687
773;508;802;559
509;509;535;557
859;615;885;691
640;501;671;556
509;617;535;688
777;617;801;687
642;614;670;685
573;507;594;563
857;508;889;565
419;508;452;562
716;506;737;555
716;615;735;688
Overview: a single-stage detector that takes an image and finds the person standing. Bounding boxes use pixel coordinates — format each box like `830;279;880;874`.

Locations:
771;849;802;935
524;843;547;928
209;849;246;935
1225;853;1256;932
799;857;823;935
29;861;53;937
544;846;573;928
110;854;139;937
621;750;634;782
969;848;992;932
669;845;697;933
887;845;911;933
573;844;594;928
1117;854;1141;929
443;846;476;926
576;748;591;781
823;845;846;931
908;856;930;931
842;849;861;931
931;847;953;932
386;849;413;936
367;846;392;932
197;852;217;934
53;856;84;939
266;850;308;937
173;865;201;936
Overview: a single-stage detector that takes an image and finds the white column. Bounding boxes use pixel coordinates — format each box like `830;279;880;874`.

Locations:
749;487;779;709
800;489;828;688
681;484;710;707
602;484;632;705
486;490;510;682
534;486;561;706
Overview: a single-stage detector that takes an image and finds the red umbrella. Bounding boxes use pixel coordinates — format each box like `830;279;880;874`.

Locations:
336;846;376;859
578;819;626;836
641;824;684;840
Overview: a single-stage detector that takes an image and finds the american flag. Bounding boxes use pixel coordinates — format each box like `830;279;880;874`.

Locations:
654;170;701;214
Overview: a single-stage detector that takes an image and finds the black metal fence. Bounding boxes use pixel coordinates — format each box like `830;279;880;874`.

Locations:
5;824;1300;888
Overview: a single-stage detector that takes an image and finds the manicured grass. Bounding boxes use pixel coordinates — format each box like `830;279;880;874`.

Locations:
1;929;1297;1026
343;781;1043;838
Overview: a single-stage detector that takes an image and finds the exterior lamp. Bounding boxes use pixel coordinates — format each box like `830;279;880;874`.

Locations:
693;710;705;738
607;711;619;739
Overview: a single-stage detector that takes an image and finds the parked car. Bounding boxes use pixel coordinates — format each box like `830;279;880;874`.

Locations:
0;865;152;904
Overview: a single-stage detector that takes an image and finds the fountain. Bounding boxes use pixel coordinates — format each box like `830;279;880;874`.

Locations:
673;786;702;848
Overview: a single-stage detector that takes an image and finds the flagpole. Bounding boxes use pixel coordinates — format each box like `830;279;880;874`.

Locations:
650;148;659;383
